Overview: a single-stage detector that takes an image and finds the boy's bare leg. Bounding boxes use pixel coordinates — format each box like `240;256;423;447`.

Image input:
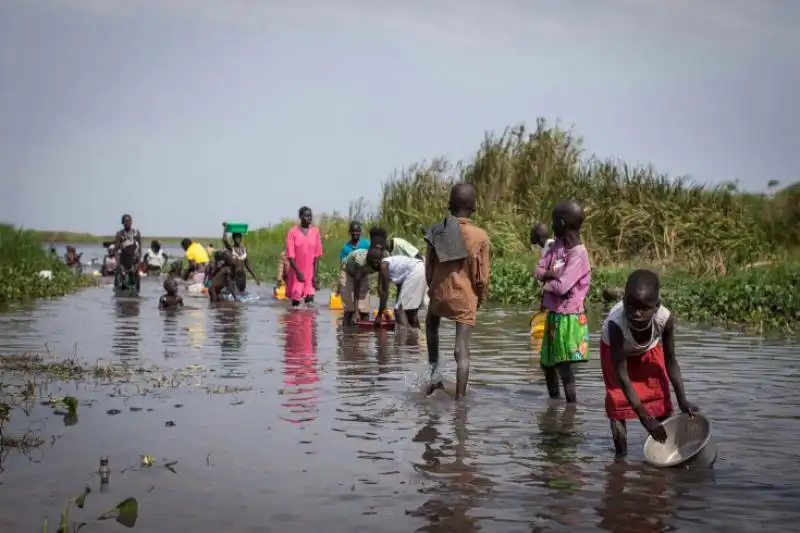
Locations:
453;322;473;400
425;313;441;395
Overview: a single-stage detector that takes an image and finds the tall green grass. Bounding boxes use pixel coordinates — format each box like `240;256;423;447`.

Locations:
0;224;91;303
243;118;799;328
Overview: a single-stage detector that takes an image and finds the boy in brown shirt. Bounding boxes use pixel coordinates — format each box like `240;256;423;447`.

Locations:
425;183;491;399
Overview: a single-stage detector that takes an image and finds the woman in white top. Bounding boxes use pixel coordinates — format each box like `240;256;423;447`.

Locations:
366;246;427;327
222;230;261;294
600;269;697;456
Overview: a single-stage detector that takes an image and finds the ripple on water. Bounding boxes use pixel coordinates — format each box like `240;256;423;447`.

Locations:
0;265;799;532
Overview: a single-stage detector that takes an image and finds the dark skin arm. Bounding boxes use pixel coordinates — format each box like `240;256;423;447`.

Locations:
182;260;195;281
159;296;166;310
374;263;391;326
312;257;320;289
243;257;260;284
662;316;697;415
609;322;668;442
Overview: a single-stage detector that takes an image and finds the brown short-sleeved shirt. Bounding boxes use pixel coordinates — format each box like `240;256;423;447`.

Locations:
426;218;491;326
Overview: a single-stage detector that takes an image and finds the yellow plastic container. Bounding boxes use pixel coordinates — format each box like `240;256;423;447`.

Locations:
273;283;287;300
329;292;344;310
371;308;395;321
530;310;548;339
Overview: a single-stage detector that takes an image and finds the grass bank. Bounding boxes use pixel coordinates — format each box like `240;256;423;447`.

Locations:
242;118;800;331
28;230;214;246
0;224;94;303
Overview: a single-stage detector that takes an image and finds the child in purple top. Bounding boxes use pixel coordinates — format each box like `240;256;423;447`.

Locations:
534;200;592;403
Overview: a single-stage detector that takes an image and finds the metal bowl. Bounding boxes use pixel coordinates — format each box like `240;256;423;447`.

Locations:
643;412;717;469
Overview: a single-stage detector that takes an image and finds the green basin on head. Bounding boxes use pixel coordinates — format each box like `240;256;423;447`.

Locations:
224;222;249;234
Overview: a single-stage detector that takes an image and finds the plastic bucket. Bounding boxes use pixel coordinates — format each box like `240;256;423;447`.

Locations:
328;292;344;310
224;222;249;234
273;283;287;300
530;311;547;339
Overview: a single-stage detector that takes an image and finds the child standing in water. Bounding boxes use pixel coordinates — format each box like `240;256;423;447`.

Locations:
285;206;323;307
425;183;491;400
534;200;592;403
601;269;697;456
159;279;184;310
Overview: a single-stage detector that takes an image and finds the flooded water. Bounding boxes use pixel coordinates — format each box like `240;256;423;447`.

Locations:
2;245;800;532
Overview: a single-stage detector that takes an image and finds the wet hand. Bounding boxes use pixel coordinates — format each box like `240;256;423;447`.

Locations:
540;270;558;281
296;272;306;283
373;316;382;328
678;400;699;418
641;415;668;443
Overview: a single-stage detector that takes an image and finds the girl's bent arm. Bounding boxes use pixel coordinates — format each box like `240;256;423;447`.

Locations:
543;248;589;295
533;250;551;281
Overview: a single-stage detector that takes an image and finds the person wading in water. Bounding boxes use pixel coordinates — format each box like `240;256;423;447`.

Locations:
424;183;491;400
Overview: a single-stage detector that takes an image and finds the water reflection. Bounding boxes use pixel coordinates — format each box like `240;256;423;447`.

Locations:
184;308;207;348
161;308;180;357
409;405;490;533
112;298;140;363
211;305;247;377
596;462;676;533
280;309;320;425
532;403;587;528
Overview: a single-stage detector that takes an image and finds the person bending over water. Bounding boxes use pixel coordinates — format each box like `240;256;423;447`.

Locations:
425;183;491;400
601;269;697;456
207;251;239;302
159;278;184;310
338;247;378;325
142;240;168;274
340;221;370;262
534;200;592;403
285;206;323;306
367;247;427;328
180;238;210;285
222;227;260;294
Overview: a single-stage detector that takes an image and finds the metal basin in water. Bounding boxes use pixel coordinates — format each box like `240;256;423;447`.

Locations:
643;412;717;469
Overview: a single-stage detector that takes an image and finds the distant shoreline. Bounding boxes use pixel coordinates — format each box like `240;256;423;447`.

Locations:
29;230;215;246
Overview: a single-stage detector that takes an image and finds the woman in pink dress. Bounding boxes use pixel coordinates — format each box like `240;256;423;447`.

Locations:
285;206;323;306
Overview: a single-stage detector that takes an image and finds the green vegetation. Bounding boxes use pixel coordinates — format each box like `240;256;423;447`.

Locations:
27;229;214;246
244;118;800;330
0;224;94;303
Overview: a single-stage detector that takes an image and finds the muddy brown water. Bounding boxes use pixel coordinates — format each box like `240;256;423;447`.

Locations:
1;257;800;531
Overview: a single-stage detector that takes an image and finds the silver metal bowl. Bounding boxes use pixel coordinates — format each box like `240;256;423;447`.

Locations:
643;412;717;469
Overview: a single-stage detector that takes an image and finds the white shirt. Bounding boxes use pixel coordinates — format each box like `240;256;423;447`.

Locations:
382;255;423;285
601;301;671;357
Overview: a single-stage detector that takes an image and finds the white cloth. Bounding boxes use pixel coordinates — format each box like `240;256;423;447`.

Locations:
382;255;421;285
542;238;555;256
232;245;247;261
144;249;166;268
391;237;420;258
391;259;427;311
601;301;671;357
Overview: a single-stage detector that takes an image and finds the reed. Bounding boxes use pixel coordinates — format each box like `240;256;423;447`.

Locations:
244;118;799;328
0;224;92;303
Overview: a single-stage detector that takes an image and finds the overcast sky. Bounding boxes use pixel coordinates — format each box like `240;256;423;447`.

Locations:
1;0;797;236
